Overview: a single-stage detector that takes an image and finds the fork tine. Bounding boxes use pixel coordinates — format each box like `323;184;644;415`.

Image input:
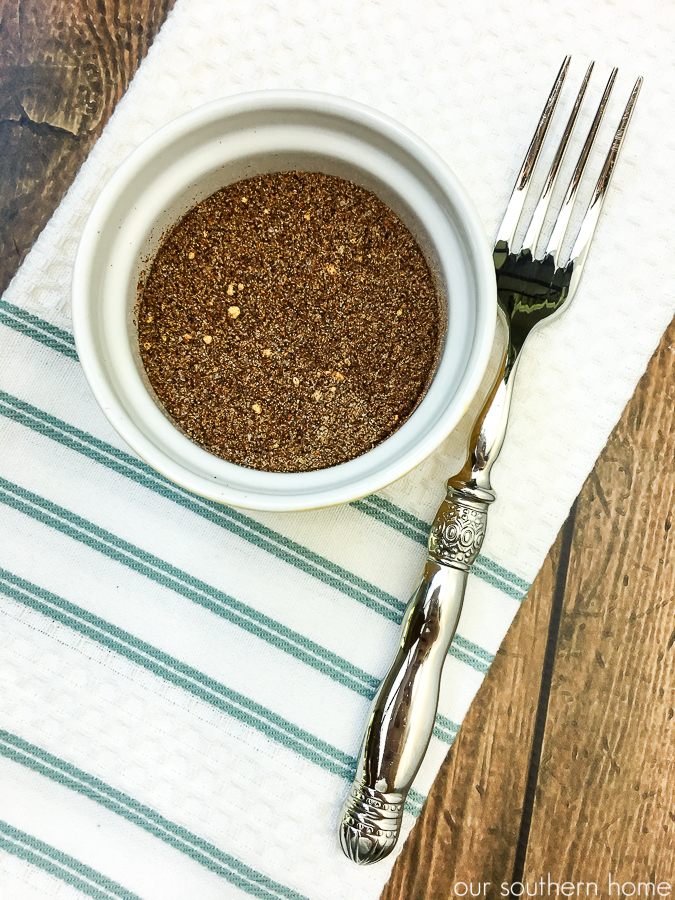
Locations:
495;55;570;252
545;67;618;265
566;75;643;302
521;62;594;257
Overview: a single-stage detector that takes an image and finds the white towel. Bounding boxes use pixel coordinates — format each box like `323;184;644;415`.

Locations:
1;0;673;897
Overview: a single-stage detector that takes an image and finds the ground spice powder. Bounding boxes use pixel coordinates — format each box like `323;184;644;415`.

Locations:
138;171;442;473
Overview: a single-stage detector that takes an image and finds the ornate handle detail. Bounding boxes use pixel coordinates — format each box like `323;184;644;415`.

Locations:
428;488;490;569
339;783;405;863
338;484;493;865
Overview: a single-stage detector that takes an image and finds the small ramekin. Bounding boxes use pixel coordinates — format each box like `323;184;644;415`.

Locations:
72;91;495;512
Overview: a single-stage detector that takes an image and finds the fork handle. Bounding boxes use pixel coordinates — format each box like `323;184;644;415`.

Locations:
338;485;493;865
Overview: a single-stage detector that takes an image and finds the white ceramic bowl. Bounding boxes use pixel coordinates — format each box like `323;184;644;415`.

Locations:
72;91;495;512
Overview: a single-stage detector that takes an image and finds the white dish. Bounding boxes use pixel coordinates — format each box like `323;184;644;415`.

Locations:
72;91;496;511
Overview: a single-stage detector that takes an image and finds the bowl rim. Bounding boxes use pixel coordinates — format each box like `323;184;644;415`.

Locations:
72;89;496;512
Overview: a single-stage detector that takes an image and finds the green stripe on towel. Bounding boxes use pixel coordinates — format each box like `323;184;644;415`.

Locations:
0;733;310;900
474;555;530;594
452;634;495;664
433;713;460;743
0;572;432;819
0;300;78;360
0;391;404;622
0;397;497;676
0;565;463;762
351;494;530;600
355;494;430;533
0;819;142;900
405;788;426;817
0;476;383;699
0;566;355;778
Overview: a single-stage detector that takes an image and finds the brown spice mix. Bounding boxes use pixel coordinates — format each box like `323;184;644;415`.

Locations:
138;171;442;473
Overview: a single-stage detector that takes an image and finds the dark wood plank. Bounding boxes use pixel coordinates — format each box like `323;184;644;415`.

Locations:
381;535;563;899
523;319;675;884
0;0;177;295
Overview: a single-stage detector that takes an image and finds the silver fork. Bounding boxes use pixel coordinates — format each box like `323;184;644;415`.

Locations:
338;57;642;865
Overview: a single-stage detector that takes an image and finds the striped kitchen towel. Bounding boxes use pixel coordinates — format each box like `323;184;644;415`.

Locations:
1;0;674;898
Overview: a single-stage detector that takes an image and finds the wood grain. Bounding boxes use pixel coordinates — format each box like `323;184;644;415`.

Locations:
523;321;675;884
382;535;563;899
0;0;177;295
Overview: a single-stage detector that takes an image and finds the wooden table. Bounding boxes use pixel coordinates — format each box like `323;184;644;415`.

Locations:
2;2;673;895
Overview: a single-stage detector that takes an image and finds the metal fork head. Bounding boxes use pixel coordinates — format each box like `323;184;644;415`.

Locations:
493;58;642;371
